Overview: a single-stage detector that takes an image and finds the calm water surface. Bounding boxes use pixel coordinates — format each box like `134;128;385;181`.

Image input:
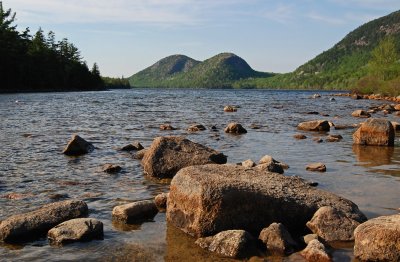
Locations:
0;89;399;261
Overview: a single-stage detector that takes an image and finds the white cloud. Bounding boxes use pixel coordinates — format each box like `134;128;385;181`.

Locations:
261;4;295;24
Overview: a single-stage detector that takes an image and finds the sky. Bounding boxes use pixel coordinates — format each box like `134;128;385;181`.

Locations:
6;0;400;77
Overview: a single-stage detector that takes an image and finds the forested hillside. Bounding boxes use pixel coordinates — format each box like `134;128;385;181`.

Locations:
0;2;104;93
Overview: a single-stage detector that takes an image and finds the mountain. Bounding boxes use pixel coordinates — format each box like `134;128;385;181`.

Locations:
129;53;273;88
241;10;400;90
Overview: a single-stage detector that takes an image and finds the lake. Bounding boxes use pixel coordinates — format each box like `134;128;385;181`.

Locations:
0;89;399;261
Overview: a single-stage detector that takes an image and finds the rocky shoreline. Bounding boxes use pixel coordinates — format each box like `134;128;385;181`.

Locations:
1;95;400;261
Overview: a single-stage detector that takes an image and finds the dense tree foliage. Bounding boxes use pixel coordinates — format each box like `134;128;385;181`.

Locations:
0;2;104;93
102;76;131;89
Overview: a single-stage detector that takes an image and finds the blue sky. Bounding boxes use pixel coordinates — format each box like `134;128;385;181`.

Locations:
7;0;400;77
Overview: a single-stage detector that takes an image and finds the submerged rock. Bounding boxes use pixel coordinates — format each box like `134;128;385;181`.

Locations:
223;105;237;112
326;134;343;142
258;223;297;256
195;230;255;259
224;123;247;134
0;200;88;243
300;239;332;262
351;110;371;118
306;163;327;172
354;214;400;262
297;120;330;132
166;164;366;238
294;134;307;139
101;164;122;174
141;136;227;178
160;124;177;131
187;124;206;132
62;135;94;156
121;141;144;151
112;200;158;223
353;118;395;146
306;206;361;242
48;218;103;245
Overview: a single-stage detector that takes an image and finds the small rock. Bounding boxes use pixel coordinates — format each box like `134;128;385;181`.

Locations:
300;239;331;262
329;97;335;101
2;192;33;200
154;193;169;210
62;135;94;156
306;111;320;115
224;105;237;112
297;120;330;132
257;155;288;174
313;137;323;143
121;141;144;151
306;206;361;242
394;104;400;111
258;223;297;256
133;149;147;160
160;124;177;131
242;159;256;168
302;234;318;245
195;230;255;259
187;124;206;132
48;193;69;200
224;123;247;134
326;134;343;142
48;218;103;245
294;134;307;139
354;214;400;262
102;164;122;174
311;94;321;99
249;124;261;129
112;200;158;223
306;163;326;172
352;94;362;100
351;110;371;118
308;181;319;187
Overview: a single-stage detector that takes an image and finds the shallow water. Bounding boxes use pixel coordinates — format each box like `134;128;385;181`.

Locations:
0;89;399;261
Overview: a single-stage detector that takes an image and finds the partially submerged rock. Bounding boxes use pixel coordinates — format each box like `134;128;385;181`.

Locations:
133;149;147;160
167;164;366;238
187;124;206;132
353;118;395;146
48;218;103;245
121;141;144;151
297;120;330;132
223;105;237;112
195;230;255;259
256;155;287;174
141;136;227;178
326;134;343;142
258;223;297;256
0;200;88;243
300;239;332;262
294;134;307;139
224;123;247;134
155;192;169;210
62;135;94;156
160;124;177;131
101;164;122;174
306;206;361;242
112;200;158;223
306;163;327;172
351;110;371;118
354;214;400;262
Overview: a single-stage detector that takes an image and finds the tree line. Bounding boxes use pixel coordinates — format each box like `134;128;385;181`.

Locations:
0;2;105;93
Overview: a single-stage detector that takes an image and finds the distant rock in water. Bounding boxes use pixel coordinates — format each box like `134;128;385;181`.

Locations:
187;124;206;132
63;135;94;156
297;120;330;132
141;136;227;178
121;141;144;151
224;123;247;134
351;110;371;118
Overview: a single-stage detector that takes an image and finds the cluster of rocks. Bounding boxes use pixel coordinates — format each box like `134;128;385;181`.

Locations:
333;93;400;103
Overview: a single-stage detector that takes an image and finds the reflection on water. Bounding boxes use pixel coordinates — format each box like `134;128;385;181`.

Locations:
0;89;399;261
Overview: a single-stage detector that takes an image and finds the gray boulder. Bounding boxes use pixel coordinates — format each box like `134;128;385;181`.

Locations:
195;230;255;258
48;218;103;245
63;135;94;156
353;118;395;146
141;136;227;178
166;164;366;238
300;239;332;262
258;223;297;256
354;214;400;262
297;120;330;132
112;200;158;223
0;200;88;243
306;206;361;242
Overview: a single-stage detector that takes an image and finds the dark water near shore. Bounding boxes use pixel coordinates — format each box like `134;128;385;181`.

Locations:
1;89;399;261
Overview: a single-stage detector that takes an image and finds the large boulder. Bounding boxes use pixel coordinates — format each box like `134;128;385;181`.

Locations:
48;218;103;245
297;120;330;132
0;200;88;243
306;206;361;242
112;200;158;223
195;230;255;259
62;135;94;156
166;164;366;238
258;222;297;256
354;214;400;262
353;118;395;146
141;136;227;178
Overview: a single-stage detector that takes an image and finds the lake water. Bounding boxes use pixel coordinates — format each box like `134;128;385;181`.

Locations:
0;89;399;261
